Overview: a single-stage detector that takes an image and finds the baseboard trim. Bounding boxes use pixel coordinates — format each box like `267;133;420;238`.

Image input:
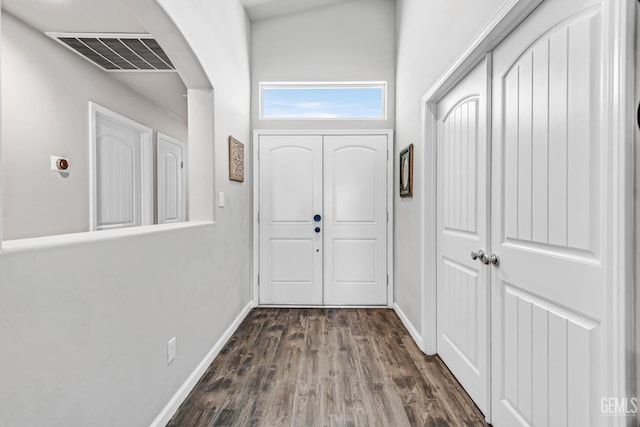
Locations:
394;302;424;351
150;300;254;427
257;305;389;309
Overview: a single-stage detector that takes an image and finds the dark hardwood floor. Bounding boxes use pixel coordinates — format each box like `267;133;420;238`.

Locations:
167;308;488;427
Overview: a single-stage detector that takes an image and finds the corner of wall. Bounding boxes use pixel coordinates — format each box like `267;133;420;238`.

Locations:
150;301;254;427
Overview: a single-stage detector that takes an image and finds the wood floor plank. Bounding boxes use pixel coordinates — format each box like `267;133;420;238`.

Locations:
291;312;323;426
167;309;488;427
214;310;287;426
351;332;410;427
362;311;426;422
320;310;345;427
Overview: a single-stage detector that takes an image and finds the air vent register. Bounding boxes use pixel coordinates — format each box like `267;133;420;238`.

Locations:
47;33;175;72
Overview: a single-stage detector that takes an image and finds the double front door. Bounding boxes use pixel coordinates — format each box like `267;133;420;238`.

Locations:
258;133;390;306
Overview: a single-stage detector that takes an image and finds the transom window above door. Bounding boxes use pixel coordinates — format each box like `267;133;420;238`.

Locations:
259;82;387;120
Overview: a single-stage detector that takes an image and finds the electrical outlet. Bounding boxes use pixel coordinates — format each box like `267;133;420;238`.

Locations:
167;337;177;365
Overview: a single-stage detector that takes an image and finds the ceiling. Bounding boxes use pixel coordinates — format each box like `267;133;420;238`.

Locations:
2;0;372;117
240;0;354;21
2;0;188;121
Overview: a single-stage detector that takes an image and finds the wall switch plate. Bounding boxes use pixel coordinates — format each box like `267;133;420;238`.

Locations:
167;337;177;365
218;192;225;208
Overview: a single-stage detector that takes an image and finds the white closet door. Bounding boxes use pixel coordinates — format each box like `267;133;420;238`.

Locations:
436;57;490;416
491;0;605;425
157;133;185;224
95;116;143;230
259;135;324;305
323;135;388;305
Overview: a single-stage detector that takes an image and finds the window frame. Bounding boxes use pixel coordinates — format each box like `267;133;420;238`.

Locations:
259;81;388;121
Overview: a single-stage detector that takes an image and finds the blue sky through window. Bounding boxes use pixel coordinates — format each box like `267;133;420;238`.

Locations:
262;85;385;119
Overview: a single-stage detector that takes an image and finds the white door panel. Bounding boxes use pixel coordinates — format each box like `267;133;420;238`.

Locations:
95;117;142;230
491;1;605;425
157;133;185;224
91;104;152;231
259;135;323;305
323;135;388;305
436;58;490;416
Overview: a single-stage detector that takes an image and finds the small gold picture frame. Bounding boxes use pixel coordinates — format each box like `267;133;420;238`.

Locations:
399;143;414;197
229;136;244;182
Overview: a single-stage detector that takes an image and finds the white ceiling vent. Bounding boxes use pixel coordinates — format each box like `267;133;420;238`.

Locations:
46;33;175;72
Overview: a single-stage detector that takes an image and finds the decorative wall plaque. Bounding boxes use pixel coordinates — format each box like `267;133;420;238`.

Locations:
229;136;244;182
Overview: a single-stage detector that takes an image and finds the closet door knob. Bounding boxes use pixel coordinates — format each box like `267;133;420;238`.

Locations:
481;253;500;266
471;250;484;260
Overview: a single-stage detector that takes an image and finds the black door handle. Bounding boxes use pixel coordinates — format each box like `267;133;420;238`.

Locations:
314;214;322;222
315;227;321;233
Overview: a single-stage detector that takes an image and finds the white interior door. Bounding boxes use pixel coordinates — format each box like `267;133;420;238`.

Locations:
259;135;323;305
491;0;606;424
157;133;185;224
323;135;388;305
92;105;152;231
436;57;490;417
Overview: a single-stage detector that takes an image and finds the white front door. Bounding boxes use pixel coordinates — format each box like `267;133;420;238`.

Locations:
491;0;605;424
259;135;324;305
157;133;185;224
436;57;490;416
323;135;388;305
258;133;389;306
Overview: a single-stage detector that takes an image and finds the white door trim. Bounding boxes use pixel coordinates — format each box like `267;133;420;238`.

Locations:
602;0;636;412
420;0;636;419
252;129;394;308
89;102;153;231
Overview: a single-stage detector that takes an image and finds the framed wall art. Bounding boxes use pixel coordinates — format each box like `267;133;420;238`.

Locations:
229;136;244;182
399;143;414;197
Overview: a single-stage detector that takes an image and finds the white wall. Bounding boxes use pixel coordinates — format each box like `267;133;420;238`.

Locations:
394;0;505;332
158;0;252;226
250;0;396;129
0;225;246;427
1;12;188;241
0;0;253;426
157;0;253;280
